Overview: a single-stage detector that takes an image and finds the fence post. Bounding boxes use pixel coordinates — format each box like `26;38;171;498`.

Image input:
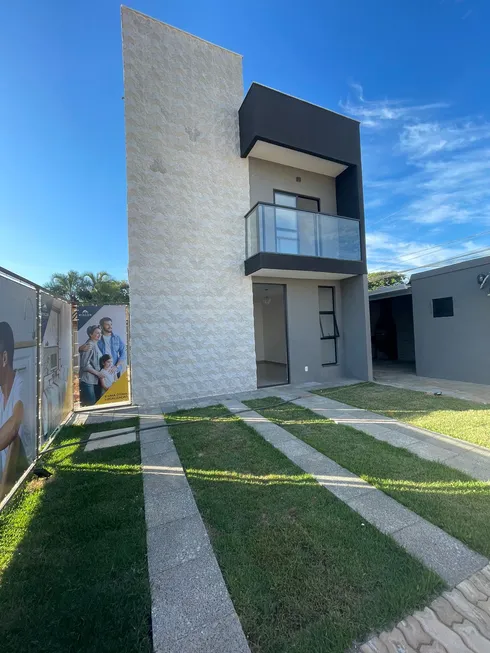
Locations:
72;303;80;410
35;289;41;458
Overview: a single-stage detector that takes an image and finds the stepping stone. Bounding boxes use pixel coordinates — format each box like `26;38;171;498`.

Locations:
139;417;250;653
84;427;136;451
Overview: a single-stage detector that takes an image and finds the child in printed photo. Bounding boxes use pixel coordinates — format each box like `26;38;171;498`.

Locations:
99;354;118;395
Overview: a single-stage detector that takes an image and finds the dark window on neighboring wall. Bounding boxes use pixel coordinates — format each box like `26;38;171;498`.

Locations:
318;286;339;365
432;297;454;318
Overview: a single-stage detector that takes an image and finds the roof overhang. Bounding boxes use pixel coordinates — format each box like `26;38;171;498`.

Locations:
239;83;362;168
248;140;347;177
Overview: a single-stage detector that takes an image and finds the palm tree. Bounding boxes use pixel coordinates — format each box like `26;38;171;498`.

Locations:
83;271;115;303
44;270;90;302
83;271;113;290
44;271;129;304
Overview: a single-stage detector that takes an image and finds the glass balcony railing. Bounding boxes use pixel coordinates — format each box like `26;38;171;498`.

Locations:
245;203;361;262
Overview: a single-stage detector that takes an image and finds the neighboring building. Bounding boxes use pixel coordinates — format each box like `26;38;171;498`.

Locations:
122;7;372;406
369;255;490;385
411;256;490;385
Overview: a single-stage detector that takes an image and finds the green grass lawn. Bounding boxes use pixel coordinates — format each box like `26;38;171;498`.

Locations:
314;382;490;449
167;405;443;653
245;398;490;559
0;418;152;653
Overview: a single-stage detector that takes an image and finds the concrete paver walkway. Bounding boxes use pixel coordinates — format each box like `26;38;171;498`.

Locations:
84;426;136;451
78;405;251;652
223;399;488;587
273;389;490;483
87;391;490;650
360;564;490;653
139;408;250;653
73;405;140;425
374;362;490;405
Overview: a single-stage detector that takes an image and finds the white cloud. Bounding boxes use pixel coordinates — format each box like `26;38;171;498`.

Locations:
340;83;448;129
399;150;490;225
366;231;490;273
341;85;490;233
399;121;490;159
364;197;386;211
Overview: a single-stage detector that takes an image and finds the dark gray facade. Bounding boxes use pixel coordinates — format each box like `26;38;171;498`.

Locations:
239;83;363;166
411;256;490;385
239;83;367;278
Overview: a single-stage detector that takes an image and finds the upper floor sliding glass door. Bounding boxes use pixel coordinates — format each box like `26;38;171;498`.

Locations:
273;192;320;255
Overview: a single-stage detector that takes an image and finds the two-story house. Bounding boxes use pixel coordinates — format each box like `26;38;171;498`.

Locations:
122;7;372;406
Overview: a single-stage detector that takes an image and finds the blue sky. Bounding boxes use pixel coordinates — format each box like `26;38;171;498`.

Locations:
2;0;490;284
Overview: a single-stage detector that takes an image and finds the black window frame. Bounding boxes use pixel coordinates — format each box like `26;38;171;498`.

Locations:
318;285;339;366
432;296;454;318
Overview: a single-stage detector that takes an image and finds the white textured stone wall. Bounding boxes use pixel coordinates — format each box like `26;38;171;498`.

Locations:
122;8;257;405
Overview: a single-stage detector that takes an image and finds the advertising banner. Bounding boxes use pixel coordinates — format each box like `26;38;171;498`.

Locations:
77;305;129;407
0;276;38;501
40;293;73;444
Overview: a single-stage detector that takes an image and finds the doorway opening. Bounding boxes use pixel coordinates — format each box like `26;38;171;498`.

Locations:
252;283;289;388
370;295;415;364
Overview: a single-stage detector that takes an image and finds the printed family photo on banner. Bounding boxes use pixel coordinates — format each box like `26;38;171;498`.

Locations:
0;276;37;501
77;305;129;407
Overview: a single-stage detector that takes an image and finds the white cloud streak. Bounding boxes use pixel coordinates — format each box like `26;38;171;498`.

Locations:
339;84;490;271
366;231;490;273
399;121;490;159
340;83;448;129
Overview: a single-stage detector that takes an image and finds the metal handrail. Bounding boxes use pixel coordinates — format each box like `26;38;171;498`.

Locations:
245;202;362;261
243;201;360;222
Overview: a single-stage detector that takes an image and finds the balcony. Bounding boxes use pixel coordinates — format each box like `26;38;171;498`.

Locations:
244;203;365;277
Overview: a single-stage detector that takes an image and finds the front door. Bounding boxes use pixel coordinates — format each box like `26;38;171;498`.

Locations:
252;283;289;388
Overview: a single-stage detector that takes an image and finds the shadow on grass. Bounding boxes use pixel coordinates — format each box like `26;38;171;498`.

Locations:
0;418;152;653
246;397;490;559
166;404;444;653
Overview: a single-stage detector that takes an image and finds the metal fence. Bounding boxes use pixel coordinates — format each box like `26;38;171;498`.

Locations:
0;266;131;510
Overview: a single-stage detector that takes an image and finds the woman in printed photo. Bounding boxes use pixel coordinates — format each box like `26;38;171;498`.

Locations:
79;325;104;406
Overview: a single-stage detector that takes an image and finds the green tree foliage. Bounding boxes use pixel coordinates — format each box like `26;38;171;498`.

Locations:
44;270;129;304
368;271;407;291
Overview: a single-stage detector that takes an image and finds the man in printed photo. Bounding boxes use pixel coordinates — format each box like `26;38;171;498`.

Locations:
98;317;126;377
